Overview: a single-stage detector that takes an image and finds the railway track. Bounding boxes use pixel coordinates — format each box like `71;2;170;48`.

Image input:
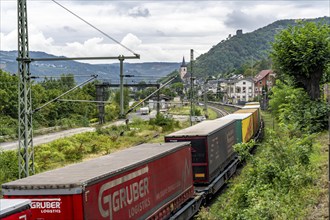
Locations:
207;104;230;117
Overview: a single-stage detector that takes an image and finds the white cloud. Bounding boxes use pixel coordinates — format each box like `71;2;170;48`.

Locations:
121;33;142;50
29;26;55;52
128;6;150;17
0;30;17;51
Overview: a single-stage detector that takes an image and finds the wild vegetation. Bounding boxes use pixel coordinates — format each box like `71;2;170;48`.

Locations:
197;110;328;219
0;70;99;140
196;20;329;219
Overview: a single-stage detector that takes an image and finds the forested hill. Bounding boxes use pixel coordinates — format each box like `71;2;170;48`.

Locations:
0;51;180;83
194;16;330;78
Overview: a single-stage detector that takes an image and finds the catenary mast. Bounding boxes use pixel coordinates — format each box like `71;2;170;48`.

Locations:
17;0;34;178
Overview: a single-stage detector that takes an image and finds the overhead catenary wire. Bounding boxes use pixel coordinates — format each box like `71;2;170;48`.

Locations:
51;0;138;56
99;75;164;78
30;75;94;79
57;99;112;104
33;75;98;113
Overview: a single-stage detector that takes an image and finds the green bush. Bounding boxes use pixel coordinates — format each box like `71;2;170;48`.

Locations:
0;150;19;184
212;129;318;219
233;140;255;161
35;144;65;172
149;113;179;132
0;116;17;138
269;81;328;134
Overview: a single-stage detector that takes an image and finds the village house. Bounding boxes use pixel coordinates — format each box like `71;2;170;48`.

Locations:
225;77;255;104
254;69;276;97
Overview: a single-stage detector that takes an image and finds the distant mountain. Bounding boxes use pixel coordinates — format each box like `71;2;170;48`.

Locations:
0;51;180;83
194;16;330;78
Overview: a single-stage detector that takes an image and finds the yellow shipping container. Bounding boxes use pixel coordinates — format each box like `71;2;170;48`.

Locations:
235;108;259;136
242;115;254;142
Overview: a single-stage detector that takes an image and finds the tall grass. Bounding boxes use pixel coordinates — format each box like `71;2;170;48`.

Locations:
196;111;328;219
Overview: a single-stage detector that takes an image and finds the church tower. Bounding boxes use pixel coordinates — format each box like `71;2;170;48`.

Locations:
180;56;188;80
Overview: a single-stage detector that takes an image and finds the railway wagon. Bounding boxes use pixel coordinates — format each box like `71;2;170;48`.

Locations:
235;107;260;136
219;113;254;143
165;119;237;185
0;199;32;220
2;142;194;220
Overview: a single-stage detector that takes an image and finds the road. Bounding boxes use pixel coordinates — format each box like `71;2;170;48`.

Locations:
0;127;97;151
0;118;137;151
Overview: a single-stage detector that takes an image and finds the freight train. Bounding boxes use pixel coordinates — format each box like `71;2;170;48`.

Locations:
1;103;262;220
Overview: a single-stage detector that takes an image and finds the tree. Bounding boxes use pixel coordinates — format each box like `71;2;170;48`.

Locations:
0;70;18;117
113;88;130;112
271;21;330;100
170;82;184;97
269;80;328;134
161;87;176;99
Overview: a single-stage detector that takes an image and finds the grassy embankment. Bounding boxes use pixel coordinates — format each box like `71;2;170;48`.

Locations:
0;116;184;186
196;111;328;220
168;105;219;119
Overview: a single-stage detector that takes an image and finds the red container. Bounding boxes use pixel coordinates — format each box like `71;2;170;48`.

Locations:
0;199;32;220
165;119;237;184
2;142;194;220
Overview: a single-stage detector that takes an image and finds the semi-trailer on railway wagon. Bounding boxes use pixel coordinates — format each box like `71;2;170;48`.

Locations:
2;142;193;220
165;118;238;185
219;113;254;143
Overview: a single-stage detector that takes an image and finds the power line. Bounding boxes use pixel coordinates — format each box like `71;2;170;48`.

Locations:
57;99;112;104
30;75;94;79
33;75;97;113
51;0;138;56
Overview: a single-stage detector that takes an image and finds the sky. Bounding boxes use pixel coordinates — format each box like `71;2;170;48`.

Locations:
0;0;329;64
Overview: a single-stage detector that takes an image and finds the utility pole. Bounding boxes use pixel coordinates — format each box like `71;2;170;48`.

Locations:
96;85;105;124
203;79;209;119
119;55;125;118
190;49;194;126
17;0;34;178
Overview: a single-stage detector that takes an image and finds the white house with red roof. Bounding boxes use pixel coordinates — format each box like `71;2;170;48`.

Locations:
254;69;276;97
